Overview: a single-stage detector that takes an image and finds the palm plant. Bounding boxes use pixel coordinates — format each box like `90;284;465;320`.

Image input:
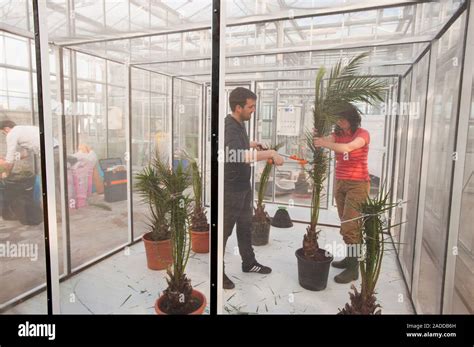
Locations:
339;189;398;314
135;164;170;241
153;158;197;314
189;159;208;232
251;143;284;245
303;52;386;261
254;143;284;223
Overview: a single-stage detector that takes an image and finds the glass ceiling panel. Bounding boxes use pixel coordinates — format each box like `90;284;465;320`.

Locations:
225;2;460;54
226;0;426;21
0;0;30;32
43;0;213;43
0;0;466;45
0;0;463;81
183;64;408;84
134;42;424;79
55;0;462;67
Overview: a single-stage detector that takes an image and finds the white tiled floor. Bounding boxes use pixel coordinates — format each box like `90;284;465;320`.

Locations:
5;243;210;314
223;223;414;314
265;203;341;226
6;222;413;315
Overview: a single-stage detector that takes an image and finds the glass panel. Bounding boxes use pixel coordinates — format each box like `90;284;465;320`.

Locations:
107;61;125;87
132;72;171;242
392;71;412;249
221;76;408;314
0;34;47;313
68;59;129;271
107;85;126;159
173;79;201;163
131;68;151;241
273;87;327;209
400;52;430;287
75;80;106;158
76;52;106;83
0;0;29;32
2;68;30;111
4;33;28;68
253;80;391;226
416;12;466;314
451;48;474;314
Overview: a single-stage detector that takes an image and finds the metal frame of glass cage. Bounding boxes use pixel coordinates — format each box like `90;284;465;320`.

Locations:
0;0;472;315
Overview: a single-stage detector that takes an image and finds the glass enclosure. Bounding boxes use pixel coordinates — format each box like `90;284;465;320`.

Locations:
0;0;472;316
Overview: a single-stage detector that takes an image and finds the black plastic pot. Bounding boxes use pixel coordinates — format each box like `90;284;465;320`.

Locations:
251;220;271;246
2;172;43;225
295;248;333;291
271;207;293;228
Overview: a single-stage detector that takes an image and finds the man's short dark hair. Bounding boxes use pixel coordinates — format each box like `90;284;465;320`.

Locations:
229;87;257;112
0;120;16;129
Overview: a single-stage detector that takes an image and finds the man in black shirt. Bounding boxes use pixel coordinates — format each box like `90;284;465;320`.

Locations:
223;87;284;290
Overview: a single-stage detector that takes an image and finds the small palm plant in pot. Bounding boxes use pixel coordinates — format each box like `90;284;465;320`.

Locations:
339;189;397;314
135;159;172;271
189;159;210;253
154;160;206;315
295;52;386;291
252;143;283;246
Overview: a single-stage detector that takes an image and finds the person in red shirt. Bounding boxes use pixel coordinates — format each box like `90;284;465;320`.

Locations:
313;103;370;284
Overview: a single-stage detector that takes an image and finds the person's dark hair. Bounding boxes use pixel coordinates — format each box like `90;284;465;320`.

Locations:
0;120;16;130
229;87;257;112
334;103;361;136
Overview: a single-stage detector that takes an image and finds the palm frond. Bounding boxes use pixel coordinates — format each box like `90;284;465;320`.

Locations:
256;142;284;208
134;159;171;241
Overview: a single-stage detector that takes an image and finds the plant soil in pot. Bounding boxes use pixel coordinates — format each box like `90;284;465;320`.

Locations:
295;247;333;291
271;207;293;228
251;206;271;246
190;206;209;253
142;232;172;270
155;288;207;315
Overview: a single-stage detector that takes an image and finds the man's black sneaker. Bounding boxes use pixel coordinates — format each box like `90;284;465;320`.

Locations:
242;262;272;274
223;273;235;289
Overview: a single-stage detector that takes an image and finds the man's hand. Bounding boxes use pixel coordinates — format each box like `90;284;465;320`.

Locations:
272;153;284;166
250;141;268;150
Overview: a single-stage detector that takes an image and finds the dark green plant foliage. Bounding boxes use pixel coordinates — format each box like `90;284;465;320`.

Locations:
134;162;170;241
155;158;196;314
137;155;198;314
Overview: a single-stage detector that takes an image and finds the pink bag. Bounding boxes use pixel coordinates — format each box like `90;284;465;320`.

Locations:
69;161;94;209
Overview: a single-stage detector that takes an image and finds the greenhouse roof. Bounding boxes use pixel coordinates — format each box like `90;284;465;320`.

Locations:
0;0;466;80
